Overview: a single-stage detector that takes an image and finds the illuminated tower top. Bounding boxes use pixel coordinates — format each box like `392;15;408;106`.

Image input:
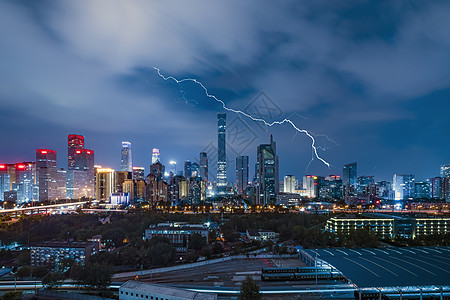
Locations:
121;141;132;172
68;134;85;170
152;148;160;164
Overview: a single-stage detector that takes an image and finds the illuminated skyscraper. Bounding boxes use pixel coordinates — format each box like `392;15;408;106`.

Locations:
121;142;132;172
217;113;227;194
236;156;249;196
36;149;57;201
429;177;443;200
283;175;297;194
95;168;115;200
343;162;357;190
0;165;10;201
256;135;279;205
393;174;415;200
199;152;208;181
68;134;85;170
152;148;160;164
191;162;200;178
441;165;450;202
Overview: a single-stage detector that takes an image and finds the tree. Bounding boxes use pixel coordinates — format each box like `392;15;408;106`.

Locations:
16;265;31;278
42;271;63;289
189;233;206;250
32;266;50;278
240;275;261;300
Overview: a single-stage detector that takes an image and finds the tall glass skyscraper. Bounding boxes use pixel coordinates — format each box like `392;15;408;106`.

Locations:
68;134;84;170
199;152;208;181
184;161;192;179
236;156;249;196
343;162;357;189
121;142;132;172
217;113;227;194
256;135;279;205
393;174;415;200
36;149;57;201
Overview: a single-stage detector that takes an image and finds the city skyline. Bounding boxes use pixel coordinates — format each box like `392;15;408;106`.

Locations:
1;1;450;183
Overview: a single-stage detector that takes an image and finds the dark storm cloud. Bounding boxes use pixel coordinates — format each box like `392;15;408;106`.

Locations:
1;0;449;181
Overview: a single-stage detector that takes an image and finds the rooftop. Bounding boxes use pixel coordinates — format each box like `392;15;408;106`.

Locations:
120;281;217;300
303;246;450;288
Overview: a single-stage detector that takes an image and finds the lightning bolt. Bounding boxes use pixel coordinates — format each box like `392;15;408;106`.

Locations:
154;67;332;168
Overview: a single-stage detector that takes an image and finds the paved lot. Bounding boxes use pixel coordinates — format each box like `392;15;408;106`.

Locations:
303;246;450;287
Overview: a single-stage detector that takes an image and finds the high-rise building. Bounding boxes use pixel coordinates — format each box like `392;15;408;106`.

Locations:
36;149;57;201
428;177;443;200
95;168;115;200
441;165;450;178
67;134;94;199
184;161;192;179
133;167;145;181
303;175;318;198
256;135;279;205
414;181;430;199
152;148;160;164
121;142;132;172
0;165;10;202
441;165;450;202
236;156;249;196
217;113;227;194
283;175;297;194
115;171;132;193
393;174;415;200
191;162;200;178
55;169;67;200
68;134;85;170
199;152;208;181
343;162;357;191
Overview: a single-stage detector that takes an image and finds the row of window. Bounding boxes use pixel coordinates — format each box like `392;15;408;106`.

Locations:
120;290;169;300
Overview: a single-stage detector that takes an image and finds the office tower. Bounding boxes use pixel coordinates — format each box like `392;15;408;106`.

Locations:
168;175;184;206
67;134;94;199
135;180;145;200
325;175;343;199
393;174;415;200
123;179;135;201
121;142;132;172
217;113;227;194
441;165;450;177
414;181;430;199
36;149;57;201
0;165;10;201
377;181;393;200
149;162;165;178
283;175;296;194
189;177;206;204
441;165;450;202
236;156;249;196
199;152;208;181
152;148;160;164
302;176;317;198
115;171;132;193
256;135;279;205
55;169;67;200
343;162;357;190
133;167;145;181
14;163;35;202
169;161;177;175
191;162;200;178
428;177;443;200
184;161;192;179
68;134;85;170
95;168;115;200
357;176;375;195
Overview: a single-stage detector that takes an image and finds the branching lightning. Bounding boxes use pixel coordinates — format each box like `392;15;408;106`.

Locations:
154;67;332;169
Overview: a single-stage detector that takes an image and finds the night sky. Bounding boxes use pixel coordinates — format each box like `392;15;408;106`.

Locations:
1;1;450;183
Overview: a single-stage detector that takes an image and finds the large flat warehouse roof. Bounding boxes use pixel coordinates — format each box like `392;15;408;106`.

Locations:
303;246;450;288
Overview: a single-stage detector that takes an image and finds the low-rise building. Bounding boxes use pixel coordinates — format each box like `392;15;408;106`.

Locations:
30;241;97;268
326;213;450;239
119;281;217;300
144;223;209;251
246;229;279;241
